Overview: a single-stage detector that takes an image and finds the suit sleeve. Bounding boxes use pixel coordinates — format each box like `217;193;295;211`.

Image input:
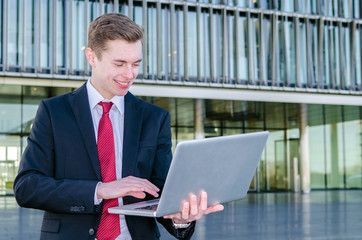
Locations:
153;111;196;240
13;100;100;214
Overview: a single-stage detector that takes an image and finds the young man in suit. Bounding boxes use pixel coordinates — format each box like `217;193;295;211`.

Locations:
14;13;223;240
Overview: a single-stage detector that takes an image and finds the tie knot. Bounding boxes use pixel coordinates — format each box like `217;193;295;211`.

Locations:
98;102;113;114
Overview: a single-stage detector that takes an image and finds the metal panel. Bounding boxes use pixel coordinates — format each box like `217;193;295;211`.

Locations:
184;3;188;81
156;0;161;80
259;13;265;85
294;16;301;88
338;21;345;90
170;1;175;80
69;0;73;75
222;8;227;84
247;11;253;85
84;0;89;76
3;0;8;72
305;19;314;88
100;0;104;15
317;18;324;89
234;8;239;84
128;0;133;19
53;0;57;74
271;13;278;86
37;0;42;73
21;0;25;72
142;0;148;79
350;20;356;90
196;3;201;82
114;0;119;13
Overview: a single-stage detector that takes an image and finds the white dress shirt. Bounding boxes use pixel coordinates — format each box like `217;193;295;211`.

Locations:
87;80;132;240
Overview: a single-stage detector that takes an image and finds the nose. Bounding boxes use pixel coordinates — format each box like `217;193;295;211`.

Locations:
123;66;134;80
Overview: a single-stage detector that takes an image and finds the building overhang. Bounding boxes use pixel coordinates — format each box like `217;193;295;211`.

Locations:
1;76;361;106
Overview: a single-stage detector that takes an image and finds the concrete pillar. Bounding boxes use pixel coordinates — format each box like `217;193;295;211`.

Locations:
194;99;205;139
300;104;311;193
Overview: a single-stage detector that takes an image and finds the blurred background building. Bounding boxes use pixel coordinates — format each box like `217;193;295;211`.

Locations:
0;0;361;195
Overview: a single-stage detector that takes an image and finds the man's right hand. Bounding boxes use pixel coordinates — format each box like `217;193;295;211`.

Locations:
96;176;160;200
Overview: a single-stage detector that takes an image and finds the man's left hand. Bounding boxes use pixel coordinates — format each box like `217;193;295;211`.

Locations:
163;191;224;224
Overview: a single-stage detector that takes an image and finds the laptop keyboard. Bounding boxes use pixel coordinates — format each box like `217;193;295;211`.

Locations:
135;204;158;211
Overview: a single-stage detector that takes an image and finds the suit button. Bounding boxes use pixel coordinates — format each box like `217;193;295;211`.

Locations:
89;228;95;235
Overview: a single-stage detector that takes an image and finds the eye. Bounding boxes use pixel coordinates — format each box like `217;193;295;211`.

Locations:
114;63;124;67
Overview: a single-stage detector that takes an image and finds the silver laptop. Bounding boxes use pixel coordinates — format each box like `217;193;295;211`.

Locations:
108;131;269;218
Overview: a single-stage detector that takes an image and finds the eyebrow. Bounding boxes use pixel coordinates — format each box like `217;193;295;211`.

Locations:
113;59;142;64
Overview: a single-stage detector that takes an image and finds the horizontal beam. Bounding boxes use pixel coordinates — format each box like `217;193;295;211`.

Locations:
130;84;362;106
1;76;361;106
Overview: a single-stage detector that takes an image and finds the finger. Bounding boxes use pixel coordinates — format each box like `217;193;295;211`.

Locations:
140;187;159;198
120;179;159;197
138;178;160;192
163;213;181;219
204;204;224;215
200;191;208;211
123;176;160;192
127;191;146;199
189;194;198;216
181;201;190;220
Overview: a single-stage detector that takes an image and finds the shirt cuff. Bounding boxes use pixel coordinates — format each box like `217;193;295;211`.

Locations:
94;182;103;205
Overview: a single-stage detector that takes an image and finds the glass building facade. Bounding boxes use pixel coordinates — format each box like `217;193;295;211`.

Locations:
0;0;361;195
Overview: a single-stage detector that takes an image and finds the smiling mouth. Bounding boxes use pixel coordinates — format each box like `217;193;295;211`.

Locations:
114;79;129;87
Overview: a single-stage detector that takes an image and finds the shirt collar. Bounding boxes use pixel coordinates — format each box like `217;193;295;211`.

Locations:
86;79;125;116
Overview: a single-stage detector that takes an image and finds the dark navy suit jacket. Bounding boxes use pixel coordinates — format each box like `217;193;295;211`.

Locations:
14;83;194;240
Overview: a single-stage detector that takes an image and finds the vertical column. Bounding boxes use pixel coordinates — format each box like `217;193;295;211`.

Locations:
69;0;73;75
208;4;214;83
247;11;253;84
142;0;148;79
84;0;89;76
170;1;175;80
222;8;227;84
53;0;57;74
194;99;205;140
196;3;201;82
300;103;311;193
271;13;278;86
317;18;324;89
295;16;301;88
259;13;265;85
128;0;133;19
156;1;161;80
21;0;25;72
37;0;42;73
114;0;119;13
184;3;188;81
234;7;239;84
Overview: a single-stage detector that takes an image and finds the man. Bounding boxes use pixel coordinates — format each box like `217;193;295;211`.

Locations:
14;13;223;240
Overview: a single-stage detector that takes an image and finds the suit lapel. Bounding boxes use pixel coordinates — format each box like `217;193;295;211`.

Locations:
68;83;102;180
122;92;144;177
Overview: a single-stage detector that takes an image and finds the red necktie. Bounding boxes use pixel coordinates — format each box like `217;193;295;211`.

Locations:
96;102;120;240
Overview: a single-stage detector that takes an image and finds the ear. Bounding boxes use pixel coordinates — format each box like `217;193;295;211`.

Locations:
85;47;97;67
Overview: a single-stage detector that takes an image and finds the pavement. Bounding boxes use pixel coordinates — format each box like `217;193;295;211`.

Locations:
1;190;362;240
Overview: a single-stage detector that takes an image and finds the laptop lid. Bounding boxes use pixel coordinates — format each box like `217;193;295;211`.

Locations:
156;131;269;217
108;131;269;217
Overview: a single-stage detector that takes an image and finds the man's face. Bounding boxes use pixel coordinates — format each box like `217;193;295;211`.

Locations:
87;39;142;99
